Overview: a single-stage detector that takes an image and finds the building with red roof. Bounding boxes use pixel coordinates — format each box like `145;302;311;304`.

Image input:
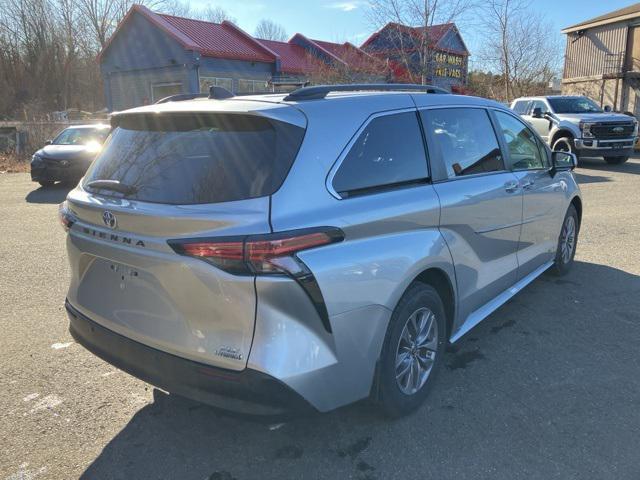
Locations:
98;5;465;111
360;22;470;92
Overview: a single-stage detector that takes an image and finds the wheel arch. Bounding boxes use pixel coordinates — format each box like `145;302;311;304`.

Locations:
550;128;575;147
412;267;456;339
570;195;583;230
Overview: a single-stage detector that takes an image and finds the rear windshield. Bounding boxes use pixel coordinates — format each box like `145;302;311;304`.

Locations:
83;113;305;205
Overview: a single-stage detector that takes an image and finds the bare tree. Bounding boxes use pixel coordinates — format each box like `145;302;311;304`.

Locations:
254;19;287;41
191;5;236;24
478;0;560;101
367;0;476;84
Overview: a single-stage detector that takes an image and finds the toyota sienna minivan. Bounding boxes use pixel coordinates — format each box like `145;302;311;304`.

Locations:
60;85;582;416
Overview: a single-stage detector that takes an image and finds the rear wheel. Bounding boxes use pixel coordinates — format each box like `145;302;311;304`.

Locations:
376;283;446;417
550;204;579;276
604;156;629;165
38;180;54;187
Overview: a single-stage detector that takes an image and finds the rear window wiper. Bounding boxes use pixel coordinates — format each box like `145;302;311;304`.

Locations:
85;179;138;195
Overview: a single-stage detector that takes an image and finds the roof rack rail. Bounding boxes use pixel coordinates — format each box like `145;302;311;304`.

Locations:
155;93;209;104
283;83;450;101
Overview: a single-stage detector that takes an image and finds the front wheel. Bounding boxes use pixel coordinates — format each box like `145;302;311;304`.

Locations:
376;283;446;417
604;156;629;165
552;136;578;158
550;204;579;276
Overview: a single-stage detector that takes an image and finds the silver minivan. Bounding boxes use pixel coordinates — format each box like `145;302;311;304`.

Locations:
60;85;582;416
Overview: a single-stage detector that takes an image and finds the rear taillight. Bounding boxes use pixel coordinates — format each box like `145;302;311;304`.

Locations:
169;228;344;277
58;201;75;231
169;227;343;333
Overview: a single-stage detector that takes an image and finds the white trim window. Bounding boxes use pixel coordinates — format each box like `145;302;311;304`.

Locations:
237;79;269;94
151;82;182;102
200;76;233;93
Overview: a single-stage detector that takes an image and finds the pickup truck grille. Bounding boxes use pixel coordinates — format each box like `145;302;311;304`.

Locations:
591;122;635;139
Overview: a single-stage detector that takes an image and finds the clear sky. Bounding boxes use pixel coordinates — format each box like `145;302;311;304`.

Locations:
190;0;637;62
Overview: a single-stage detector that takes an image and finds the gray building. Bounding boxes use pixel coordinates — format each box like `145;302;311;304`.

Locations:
562;3;640;114
99;5;383;111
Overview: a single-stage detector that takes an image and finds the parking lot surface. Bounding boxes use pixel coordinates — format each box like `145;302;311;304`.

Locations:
1;157;639;480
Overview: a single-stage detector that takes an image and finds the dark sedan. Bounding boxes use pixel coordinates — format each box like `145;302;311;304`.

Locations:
31;124;110;187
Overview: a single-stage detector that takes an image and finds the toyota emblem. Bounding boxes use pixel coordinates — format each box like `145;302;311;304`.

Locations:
102;210;117;229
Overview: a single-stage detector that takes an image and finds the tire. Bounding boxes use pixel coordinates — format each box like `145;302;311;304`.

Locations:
550;204;579;276
604;156;629;165
38;180;54;187
552;136;579;160
376;282;447;417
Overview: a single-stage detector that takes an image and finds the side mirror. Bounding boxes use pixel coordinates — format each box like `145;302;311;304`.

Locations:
604;105;612;112
550;150;577;175
532;107;543;118
44;139;52;145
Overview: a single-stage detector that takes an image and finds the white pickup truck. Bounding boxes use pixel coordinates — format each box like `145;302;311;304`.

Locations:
511;95;638;164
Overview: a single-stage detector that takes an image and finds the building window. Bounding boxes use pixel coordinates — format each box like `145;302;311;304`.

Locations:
151;82;182;102
237;79;269;94
200;76;233;94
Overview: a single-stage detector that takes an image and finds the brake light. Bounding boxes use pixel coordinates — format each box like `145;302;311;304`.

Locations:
169;228;344;276
58;202;75;231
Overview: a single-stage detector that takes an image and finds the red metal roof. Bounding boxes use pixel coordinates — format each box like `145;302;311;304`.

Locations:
158;14;276;62
310;39;377;69
361;22;468;56
257;39;321;74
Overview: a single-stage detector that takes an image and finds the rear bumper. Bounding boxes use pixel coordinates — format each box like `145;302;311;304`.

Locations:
65;300;313;415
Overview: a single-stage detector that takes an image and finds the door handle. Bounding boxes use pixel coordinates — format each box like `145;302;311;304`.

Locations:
521;179;535;189
504;181;519;193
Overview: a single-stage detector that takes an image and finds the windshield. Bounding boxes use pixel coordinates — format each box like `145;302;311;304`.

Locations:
82;113;305;205
548;97;602;114
53;127;110;146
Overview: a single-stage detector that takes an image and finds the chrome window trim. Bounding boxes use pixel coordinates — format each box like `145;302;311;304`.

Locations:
325;107;427;200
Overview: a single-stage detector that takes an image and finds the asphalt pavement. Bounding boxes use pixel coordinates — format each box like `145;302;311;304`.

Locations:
1;157;639;480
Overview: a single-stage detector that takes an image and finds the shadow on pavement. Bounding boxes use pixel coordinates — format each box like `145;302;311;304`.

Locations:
578;156;640;176
79;261;640;480
25;184;73;204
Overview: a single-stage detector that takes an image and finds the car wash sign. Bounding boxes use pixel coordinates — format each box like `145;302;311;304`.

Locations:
433;52;464;79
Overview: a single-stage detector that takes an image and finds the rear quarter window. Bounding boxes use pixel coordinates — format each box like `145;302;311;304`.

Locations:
83;113;305;205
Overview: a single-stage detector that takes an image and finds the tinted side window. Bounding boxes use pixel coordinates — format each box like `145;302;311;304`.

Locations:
422;108;504;178
494;111;546;170
332;112;428;196
512;101;530;114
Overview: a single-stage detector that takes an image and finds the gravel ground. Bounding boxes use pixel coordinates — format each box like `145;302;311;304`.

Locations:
1;157;639;480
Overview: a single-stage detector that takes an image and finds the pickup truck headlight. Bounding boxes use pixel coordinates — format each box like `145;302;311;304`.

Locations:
579;122;595;138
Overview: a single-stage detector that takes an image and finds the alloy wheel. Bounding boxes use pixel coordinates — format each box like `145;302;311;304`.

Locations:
395;307;438;395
